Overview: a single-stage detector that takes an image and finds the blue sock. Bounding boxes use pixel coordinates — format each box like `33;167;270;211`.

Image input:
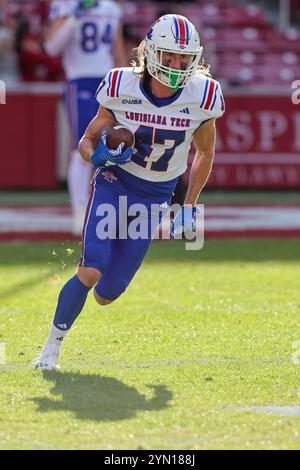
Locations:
53;275;91;330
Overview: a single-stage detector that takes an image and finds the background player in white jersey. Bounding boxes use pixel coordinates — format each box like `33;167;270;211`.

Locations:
45;0;126;234
34;14;225;370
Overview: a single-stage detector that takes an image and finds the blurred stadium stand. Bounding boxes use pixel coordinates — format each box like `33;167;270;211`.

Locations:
0;0;299;190
121;0;300;89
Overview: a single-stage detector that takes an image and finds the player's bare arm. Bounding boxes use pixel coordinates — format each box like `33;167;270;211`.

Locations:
44;17;75;56
46;17;67;36
78;106;117;163
113;23;128;67
184;119;216;206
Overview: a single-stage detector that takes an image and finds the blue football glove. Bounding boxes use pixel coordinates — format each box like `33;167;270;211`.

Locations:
91;131;133;167
110;147;133;165
170;206;197;239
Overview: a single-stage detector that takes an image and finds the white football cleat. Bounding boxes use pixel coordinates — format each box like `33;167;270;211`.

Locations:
32;344;61;371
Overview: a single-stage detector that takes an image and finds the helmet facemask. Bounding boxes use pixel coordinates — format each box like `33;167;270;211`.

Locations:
145;42;202;91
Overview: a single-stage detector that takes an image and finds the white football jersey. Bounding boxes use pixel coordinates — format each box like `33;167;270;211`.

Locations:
96;67;225;182
49;0;122;80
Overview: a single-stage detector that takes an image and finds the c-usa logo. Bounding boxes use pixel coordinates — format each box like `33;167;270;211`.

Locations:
122;99;142;105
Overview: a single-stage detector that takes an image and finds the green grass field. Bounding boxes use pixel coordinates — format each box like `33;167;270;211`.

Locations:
1;239;300;450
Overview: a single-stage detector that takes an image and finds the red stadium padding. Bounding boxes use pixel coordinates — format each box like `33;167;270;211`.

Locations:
0;91;59;189
183;93;300;189
209;94;300;188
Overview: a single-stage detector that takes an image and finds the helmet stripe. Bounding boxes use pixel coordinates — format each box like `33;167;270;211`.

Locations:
174;17;179;44
184;19;190;44
177;17;186;47
173;17;191;46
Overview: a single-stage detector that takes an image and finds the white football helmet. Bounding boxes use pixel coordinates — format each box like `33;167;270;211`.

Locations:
144;15;203;91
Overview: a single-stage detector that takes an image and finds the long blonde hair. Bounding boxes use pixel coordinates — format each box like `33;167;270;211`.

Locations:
131;40;211;80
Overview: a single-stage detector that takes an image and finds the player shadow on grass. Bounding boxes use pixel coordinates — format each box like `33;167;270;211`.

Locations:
0;268;61;301
32;371;172;421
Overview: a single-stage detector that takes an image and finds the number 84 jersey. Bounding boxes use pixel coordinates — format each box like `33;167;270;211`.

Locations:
49;0;122;80
97;67;225;182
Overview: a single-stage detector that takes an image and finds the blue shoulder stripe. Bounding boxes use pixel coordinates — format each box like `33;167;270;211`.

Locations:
107;71;112;96
116;70;123;98
200;78;209;108
210;84;219;111
96;78;106;97
220;93;225;111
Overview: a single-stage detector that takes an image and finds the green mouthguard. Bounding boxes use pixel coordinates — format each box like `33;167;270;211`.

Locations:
80;0;96;9
164;70;181;92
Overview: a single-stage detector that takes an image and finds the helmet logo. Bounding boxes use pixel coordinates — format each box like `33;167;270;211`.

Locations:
146;18;161;41
172;16;191;49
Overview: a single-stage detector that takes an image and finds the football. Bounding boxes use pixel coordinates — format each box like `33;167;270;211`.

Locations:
102;124;135;150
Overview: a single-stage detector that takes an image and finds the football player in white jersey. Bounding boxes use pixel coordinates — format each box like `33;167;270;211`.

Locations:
45;0;126;234
34;14;225;370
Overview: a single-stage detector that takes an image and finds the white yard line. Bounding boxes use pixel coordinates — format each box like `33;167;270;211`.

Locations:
1;205;300;235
